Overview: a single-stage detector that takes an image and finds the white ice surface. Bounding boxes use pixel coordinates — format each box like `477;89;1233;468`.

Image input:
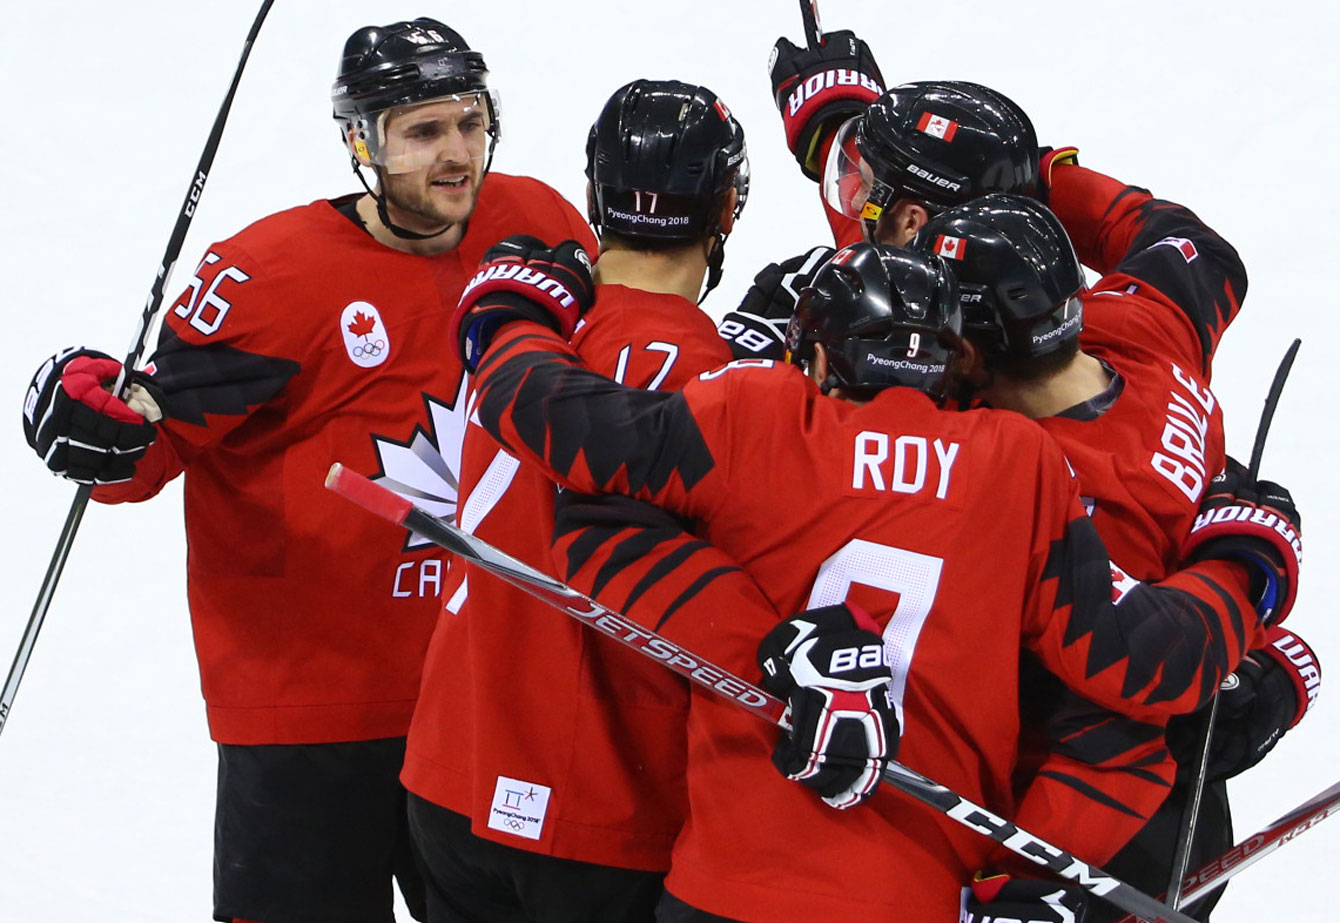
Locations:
1;1;1336;919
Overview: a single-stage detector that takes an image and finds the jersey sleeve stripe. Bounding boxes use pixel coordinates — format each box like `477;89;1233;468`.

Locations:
1035;769;1149;819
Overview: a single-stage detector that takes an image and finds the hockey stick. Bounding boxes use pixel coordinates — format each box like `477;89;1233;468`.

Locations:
1166;337;1302;908
325;462;1196;923
1115;777;1340;923
799;0;824;48
0;0;277;738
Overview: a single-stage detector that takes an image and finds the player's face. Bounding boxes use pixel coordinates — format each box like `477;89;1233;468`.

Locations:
379;95;492;233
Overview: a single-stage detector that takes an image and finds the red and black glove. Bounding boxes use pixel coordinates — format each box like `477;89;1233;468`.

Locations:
757;603;899;809
769;31;884;181
963;874;1089;923
718;246;834;360
452;235;595;372
1170;625;1320;782
1180;462;1301;626
1037;145;1080;204
22;347;160;485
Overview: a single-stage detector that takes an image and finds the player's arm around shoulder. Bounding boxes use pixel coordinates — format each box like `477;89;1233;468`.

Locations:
551;489;782;676
1017;427;1265;720
1049;162;1246;368
470;321;726;522
575;287;733;392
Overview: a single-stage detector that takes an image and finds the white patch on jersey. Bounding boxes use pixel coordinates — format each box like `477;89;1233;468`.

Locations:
1110;561;1140;605
1150;236;1199;263
340;300;391;368
445;573;468;615
460;450;521;535
488;775;552;841
370;389;469;548
698;358;775;381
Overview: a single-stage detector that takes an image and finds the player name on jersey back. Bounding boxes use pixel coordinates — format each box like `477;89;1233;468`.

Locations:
850;429;961;501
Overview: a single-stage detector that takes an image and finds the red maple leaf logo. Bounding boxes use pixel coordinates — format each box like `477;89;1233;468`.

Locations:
347;311;377;338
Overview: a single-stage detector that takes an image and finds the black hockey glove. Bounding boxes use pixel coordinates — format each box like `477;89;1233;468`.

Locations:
452;235;595;373
22;347;161;485
963;874;1089;923
757;603;899;809
769;31;884;181
717;246;834;360
1180;463;1301;626
1169;625;1319;782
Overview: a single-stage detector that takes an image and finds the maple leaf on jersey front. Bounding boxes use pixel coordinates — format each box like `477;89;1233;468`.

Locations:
370;394;468;550
347;311;377;338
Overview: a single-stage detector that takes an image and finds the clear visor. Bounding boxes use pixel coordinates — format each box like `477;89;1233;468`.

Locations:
823;117;876;221
732;151;752;217
353;90;500;175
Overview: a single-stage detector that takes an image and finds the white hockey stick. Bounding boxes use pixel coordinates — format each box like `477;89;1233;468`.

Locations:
325;462;1197;923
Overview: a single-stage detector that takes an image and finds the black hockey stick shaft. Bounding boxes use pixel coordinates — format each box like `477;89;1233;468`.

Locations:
325;463;1195;923
799;0;823;47
1165;337;1302;907
1115;778;1340;923
1246;338;1301;481
0;0;276;739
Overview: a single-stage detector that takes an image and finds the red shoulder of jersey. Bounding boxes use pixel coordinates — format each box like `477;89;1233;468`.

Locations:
1040;340;1224;578
459;172;597;264
573;284;732;389
1050;165;1246;373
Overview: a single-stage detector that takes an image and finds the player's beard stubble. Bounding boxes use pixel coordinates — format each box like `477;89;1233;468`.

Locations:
382;160;484;235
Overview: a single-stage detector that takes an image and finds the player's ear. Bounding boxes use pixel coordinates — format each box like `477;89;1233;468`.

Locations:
952;337;987;384
808;342;830;386
875;201;929;247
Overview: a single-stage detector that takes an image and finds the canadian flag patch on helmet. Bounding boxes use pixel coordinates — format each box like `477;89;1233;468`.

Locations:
934;234;965;260
917;112;959;141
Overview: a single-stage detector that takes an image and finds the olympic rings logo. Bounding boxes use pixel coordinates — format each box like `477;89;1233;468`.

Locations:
353;338;386;359
503;818;525;831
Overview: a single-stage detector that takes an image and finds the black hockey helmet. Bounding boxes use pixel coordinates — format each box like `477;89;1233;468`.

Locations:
823;81;1038;241
786;243;963;399
332;18;500;172
586;79;749;242
914;194;1085;362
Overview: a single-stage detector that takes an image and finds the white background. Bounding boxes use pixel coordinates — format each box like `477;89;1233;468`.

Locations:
1;1;1336;919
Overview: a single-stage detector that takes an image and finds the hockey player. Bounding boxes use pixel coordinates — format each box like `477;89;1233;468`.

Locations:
766;50;1317;917
440;237;1298;923
719;76;1037;359
20;18;594;923
400;79;751;922
915;190;1321;920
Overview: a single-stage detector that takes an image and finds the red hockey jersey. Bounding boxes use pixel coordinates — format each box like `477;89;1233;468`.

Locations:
92;174;594;745
401;284;735;871
467;323;1262;922
1044;164;1245;578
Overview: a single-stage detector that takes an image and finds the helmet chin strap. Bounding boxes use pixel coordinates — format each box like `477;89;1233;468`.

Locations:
349;158;453;241
697;232;727;306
